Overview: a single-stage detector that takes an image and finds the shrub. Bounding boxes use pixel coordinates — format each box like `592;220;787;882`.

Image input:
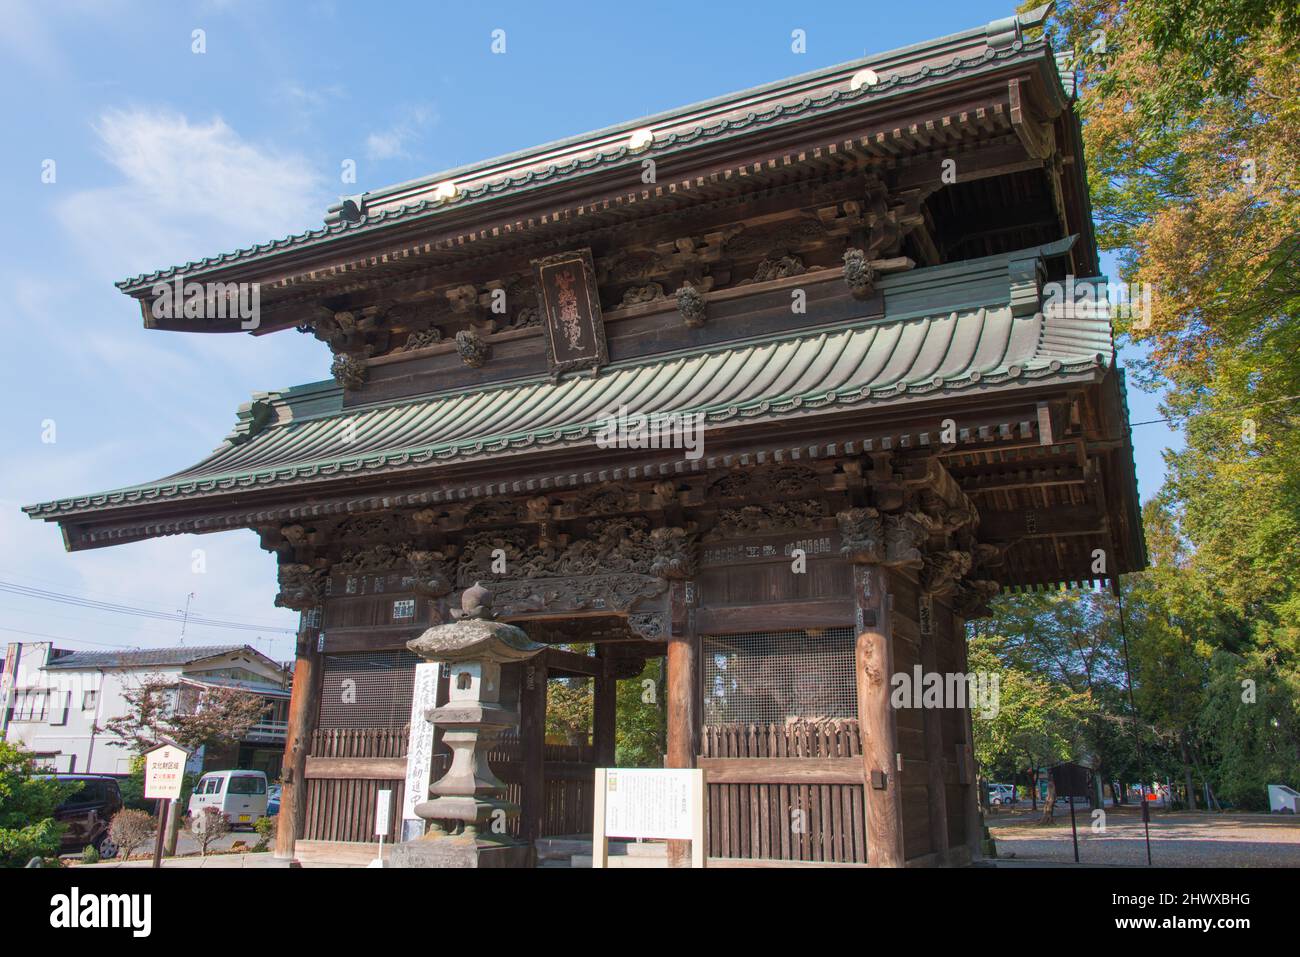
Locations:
108;808;156;859
191;806;229;856
0;742;80;867
252;815;277;852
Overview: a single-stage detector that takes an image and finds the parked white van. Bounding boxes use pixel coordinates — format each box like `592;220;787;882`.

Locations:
187;770;269;827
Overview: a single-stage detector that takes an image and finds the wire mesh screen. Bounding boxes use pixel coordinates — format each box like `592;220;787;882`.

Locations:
318;650;422;728
703;628;856;725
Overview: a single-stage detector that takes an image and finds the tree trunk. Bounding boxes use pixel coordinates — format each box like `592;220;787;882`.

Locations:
1039;774;1057;824
1029;767;1038;811
1188;742;1222;812
1179;734;1198;811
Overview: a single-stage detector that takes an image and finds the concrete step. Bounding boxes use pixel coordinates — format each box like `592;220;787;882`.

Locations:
570;852;670;868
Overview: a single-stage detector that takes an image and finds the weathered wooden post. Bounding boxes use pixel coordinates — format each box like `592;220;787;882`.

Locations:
593;648;617;768
839;509;906;867
275;607;323;860
518;657;548;848
918;595;950;859
665;578;697;868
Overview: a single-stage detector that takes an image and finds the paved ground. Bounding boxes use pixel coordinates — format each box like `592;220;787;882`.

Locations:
76;852;290;869
65;826;263;865
989;808;1300;867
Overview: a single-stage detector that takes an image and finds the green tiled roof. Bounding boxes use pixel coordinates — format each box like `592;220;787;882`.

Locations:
24;289;1113;520
116;16;1061;295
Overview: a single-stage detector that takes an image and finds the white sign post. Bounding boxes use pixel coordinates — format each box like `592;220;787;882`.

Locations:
369;789;393;868
592;767;706;868
402;661;441;841
143;741;189;868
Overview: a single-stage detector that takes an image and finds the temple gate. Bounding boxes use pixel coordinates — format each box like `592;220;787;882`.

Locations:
24;5;1144;867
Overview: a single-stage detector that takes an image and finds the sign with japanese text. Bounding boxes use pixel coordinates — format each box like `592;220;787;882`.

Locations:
143;742;189;801
602;767;699;840
533;248;607;377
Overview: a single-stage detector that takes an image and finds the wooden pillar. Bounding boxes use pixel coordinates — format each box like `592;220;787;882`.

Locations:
853;564;905;868
519;659;548;848
593;650;617;768
665;579;697;867
274;615;322;860
918;597;950;860
956;628;983;860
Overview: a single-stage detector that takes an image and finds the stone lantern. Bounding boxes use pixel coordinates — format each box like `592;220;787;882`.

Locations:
389;583;544;869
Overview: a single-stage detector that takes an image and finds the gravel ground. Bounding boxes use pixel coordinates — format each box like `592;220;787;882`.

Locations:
989;808;1300;867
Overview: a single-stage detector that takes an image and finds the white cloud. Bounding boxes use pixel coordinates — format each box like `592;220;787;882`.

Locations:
364;102;437;161
55;108;326;280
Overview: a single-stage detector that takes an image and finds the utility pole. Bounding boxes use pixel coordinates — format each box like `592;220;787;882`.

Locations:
178;592;195;644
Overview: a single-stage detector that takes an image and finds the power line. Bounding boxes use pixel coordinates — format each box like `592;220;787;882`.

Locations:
0;567;207;614
0;626;144;650
0;581;295;634
1129;391;1300;428
0;603;275;642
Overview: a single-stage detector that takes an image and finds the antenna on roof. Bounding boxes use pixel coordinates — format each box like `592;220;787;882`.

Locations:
178;592;195;645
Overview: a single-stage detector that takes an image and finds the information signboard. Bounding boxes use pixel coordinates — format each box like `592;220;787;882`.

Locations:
143;742;188;801
592;767;706;868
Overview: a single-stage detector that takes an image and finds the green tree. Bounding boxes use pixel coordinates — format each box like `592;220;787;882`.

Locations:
616;660;665;767
0;742;80;867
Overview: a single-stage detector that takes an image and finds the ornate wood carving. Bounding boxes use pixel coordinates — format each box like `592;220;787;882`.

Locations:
883;512;930;568
454;329;489;368
572;486;631;515
464;500;522;526
648;526;697;579
951;579;1001;619
456;518;695;587
627;612;665;641
332;513;409;541
330;353;367;389
406;549;454;597
744;254;806;284
486;574;666;617
920;549;973;596
704;500;828;540
842;247;875;299
620;283;665;306
334;543;408;575
400;328;443;352
275;560;329;610
837;507;884;564
707;464;820;500
675;282;707;328
724;217;828;259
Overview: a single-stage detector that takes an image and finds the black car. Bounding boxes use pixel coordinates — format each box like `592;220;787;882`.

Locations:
48;775;124;858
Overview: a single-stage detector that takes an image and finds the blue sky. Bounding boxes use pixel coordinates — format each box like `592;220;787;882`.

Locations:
0;0;1181;661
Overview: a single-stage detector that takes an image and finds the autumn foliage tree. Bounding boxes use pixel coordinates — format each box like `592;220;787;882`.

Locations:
984;0;1300;810
98;676;268;756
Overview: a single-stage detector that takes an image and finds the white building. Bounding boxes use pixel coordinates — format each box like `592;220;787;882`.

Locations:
0;642;290;777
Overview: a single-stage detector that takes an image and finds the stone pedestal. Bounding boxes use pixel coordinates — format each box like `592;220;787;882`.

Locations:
388;837;531;869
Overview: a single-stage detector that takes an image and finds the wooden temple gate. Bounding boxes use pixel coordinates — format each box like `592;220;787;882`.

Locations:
24;7;1145;867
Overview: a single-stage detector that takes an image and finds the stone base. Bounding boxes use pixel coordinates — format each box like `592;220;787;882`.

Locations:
388;835;532;869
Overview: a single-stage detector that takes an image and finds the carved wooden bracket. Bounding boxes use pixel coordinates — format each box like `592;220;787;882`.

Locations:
274;559;330;611
485;574;667;617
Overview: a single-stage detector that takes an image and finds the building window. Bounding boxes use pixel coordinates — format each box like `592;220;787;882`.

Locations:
82;690;98;711
12;689;50;722
702;628;857;725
